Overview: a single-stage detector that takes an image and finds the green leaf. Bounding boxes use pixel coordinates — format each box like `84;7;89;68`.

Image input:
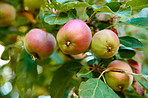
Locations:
126;0;148;10
115;6;132;19
86;7;95;18
118;46;136;58
16;50;37;97
77;66;93;78
119;36;144;48
94;5;132;19
44;14;69;25
93;6;114;14
48;1;61;10
121;18;148;27
56;0;70;3
64;1;91;8
129;73;148;89
68;8;77;18
60;1;91;12
50;60;82;98
79;78;119;98
124;87;144;98
97;22;110;30
85;0;95;5
39;11;57;34
106;2;121;12
48;1;91;12
50;51;64;64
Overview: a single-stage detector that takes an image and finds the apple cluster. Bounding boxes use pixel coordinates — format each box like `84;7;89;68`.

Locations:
0;1;143;95
24;19;120;59
24;19;140;92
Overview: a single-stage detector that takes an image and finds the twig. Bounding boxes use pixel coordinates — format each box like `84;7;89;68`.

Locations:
87;11;97;23
105;23;119;29
98;70;106;79
102;75;106;83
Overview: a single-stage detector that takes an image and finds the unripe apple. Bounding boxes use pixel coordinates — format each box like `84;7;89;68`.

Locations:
24;29;56;59
24;0;42;13
57;19;92;55
105;60;133;91
91;29;119;58
128;59;141;74
0;2;16;26
96;13;110;21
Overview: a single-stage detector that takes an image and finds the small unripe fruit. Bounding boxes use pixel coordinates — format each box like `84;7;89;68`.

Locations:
96;13;110;21
91;29;119;58
24;0;42;13
24;29;56;59
105;60;133;91
0;2;16;26
128;59;141;74
57;19;92;55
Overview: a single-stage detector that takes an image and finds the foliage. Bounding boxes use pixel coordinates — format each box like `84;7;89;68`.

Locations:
0;0;148;98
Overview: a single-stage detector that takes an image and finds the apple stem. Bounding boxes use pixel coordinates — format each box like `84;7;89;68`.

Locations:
102;75;107;83
66;41;71;47
33;53;40;60
98;70;106;79
119;85;124;93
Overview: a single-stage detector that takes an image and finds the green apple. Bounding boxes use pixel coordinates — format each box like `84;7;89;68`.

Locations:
91;29;119;58
105;60;133;91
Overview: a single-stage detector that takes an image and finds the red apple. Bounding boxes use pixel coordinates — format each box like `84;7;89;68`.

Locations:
91;29;120;58
0;2;16;26
57;19;92;55
24;29;56;59
105;60;133;91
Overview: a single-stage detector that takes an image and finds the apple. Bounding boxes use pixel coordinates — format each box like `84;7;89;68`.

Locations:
91;29;119;58
96;13;110;21
105;60;133;91
128;59;141;74
24;0;43;13
57;19;92;55
24;29;56;59
0;2;16;26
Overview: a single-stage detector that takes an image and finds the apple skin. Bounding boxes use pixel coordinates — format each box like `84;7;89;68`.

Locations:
105;60;133;91
57;19;92;55
91;29;119;58
0;2;16;26
128;59;141;74
24;29;56;59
